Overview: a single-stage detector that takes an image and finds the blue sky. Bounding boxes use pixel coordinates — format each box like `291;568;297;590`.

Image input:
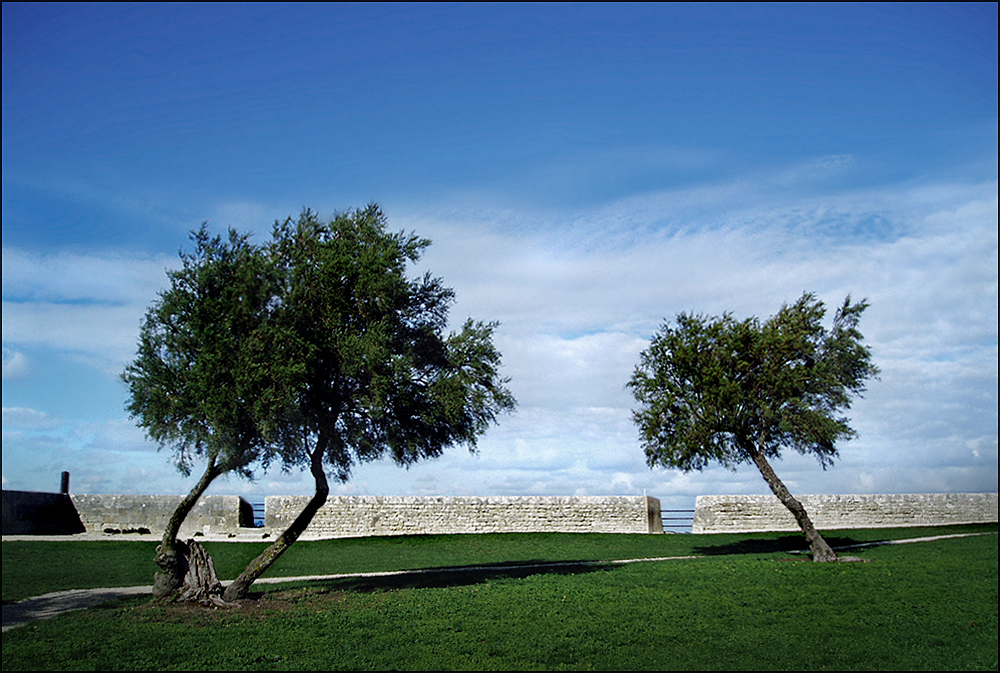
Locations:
3;3;996;510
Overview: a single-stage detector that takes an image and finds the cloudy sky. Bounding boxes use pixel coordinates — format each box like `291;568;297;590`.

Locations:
3;4;996;512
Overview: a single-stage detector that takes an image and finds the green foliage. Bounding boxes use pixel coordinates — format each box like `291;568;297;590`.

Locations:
265;205;516;480
122;205;515;595
629;292;879;471
123;204;515;484
122;226;297;477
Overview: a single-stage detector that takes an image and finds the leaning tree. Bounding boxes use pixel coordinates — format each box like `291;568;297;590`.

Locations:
123;226;300;600
222;206;516;600
628;293;878;561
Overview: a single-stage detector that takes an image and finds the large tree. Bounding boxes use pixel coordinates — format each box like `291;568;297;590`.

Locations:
222;206;516;600
123;226;299;599
125;205;513;602
628;293;878;561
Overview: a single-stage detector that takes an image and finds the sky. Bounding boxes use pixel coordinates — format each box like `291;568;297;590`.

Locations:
2;3;997;513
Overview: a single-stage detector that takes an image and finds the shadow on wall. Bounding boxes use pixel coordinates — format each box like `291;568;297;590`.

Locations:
2;490;86;535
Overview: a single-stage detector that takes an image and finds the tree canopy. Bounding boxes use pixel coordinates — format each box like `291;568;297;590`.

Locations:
124;204;516;601
124;226;298;477
123;226;299;599
628;293;878;561
223;206;516;599
265;206;514;480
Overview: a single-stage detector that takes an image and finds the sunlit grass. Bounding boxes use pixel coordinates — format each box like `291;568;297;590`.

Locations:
2;525;996;670
4;523;994;603
3;529;996;670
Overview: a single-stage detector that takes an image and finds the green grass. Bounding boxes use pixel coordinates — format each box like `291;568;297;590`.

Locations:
4;523;993;603
3;525;997;670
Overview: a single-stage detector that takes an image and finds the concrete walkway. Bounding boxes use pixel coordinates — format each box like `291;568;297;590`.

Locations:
2;532;991;632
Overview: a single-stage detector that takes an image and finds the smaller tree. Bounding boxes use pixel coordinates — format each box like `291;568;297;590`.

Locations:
123;226;298;599
628;293;878;561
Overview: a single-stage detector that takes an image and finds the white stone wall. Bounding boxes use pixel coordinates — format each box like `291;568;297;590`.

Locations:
266;495;663;537
693;493;998;533
71;494;248;536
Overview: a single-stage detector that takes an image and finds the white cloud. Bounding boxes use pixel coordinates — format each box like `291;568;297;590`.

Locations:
2;348;30;379
1;166;995;501
1;248;172;304
2;406;61;429
1;301;147;374
2;248;176;374
394;173;998;501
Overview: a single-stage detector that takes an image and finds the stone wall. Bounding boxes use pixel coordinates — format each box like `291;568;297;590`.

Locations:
693;493;998;533
70;494;252;536
266;495;663;537
15;491;991;538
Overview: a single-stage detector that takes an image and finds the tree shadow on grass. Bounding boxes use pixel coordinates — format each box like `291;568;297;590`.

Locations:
692;535;865;556
253;560;611;598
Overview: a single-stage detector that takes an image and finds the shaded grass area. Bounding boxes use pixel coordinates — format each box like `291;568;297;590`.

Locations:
3;523;995;603
3;531;996;671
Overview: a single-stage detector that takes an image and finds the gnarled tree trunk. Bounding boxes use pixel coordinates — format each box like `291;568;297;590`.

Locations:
223;438;330;602
153;458;223;598
749;446;838;562
174;538;238;607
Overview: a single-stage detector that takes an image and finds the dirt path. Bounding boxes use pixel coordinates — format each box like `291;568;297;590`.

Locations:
2;586;152;632
2;532;990;632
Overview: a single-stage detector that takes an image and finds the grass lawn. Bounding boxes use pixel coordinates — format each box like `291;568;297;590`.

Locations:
2;525;997;670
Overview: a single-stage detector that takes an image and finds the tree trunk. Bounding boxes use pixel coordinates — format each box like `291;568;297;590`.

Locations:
153;458;222;598
174;538;235;606
223;439;330;602
749;447;838;562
